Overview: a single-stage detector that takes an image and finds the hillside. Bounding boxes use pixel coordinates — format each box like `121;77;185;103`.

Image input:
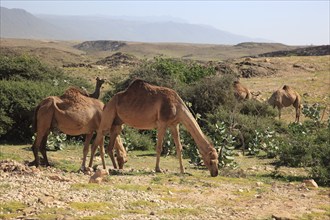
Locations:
257;45;330;57
0;39;301;66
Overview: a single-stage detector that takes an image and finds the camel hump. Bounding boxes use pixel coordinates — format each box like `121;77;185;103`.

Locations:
62;87;89;98
128;79;148;89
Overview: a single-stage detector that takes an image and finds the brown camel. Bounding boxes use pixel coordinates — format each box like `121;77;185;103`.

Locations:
89;79;219;177
233;80;252;100
268;85;302;122
31;86;127;170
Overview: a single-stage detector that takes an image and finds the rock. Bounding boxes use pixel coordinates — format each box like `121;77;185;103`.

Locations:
150;211;155;215
38;195;54;205
255;194;262;199
303;179;318;188
256;182;264;187
88;169;109;184
272;214;294;220
48;175;70;182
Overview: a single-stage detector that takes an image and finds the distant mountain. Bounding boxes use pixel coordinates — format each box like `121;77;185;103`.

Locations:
0;7;68;39
0;7;270;44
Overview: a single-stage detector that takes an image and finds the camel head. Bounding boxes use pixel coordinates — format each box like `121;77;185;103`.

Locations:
203;148;219;177
96;77;106;88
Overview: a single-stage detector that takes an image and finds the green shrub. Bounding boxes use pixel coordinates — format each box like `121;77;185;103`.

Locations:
103;57;216;101
0;54;63;81
0;55;91;143
277;120;330;186
239;99;277;117
0;80;64;142
121;127;154;151
183;74;237;116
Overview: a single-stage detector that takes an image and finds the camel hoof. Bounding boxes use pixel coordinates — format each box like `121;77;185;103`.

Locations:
84;167;94;175
28;160;38;167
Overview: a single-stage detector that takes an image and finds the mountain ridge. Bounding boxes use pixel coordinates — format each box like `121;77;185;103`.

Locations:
1;6;270;44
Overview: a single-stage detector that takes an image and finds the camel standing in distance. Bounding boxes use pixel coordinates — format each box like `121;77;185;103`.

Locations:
89;77;105;99
89;79;219;177
268;85;302;122
233;80;252;100
31;81;127;170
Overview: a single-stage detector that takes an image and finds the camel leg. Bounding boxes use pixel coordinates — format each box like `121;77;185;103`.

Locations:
278;107;282;120
107;125;122;169
81;133;93;171
293;103;301;123
99;137;106;169
88;132;104;168
39;133;50;166
170;125;185;174
155;126;166;173
30;130;49;167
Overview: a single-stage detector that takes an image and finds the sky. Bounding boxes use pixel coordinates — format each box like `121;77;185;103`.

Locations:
1;0;329;45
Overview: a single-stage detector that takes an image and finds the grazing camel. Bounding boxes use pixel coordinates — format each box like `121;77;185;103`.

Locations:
233;80;252;100
30;85;127;170
268;85;302;122
89;79;219;177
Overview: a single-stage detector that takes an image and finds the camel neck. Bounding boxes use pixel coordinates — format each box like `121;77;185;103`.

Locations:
89;84;101;99
180;107;212;156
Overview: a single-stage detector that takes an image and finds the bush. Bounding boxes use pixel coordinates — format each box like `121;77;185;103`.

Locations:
0;80;64;142
120;127;154;151
278;120;330;185
103;57;216;101
239;99;277;117
0;55;91;143
0;54;63;81
183;74;237;116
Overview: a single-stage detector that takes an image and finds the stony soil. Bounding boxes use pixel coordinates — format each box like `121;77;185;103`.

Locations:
1;159;329;220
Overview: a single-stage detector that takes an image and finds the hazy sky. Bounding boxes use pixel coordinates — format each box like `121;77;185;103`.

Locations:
1;0;329;45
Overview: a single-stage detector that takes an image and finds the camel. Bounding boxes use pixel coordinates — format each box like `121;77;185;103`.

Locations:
268;85;302;122
88;77;105;99
233;80;252;100
30;82;127;170
89;79;219;177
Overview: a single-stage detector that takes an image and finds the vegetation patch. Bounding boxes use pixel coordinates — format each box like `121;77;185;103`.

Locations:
53;159;81;172
69;202;113;211
80;213;120;220
0;201;27;219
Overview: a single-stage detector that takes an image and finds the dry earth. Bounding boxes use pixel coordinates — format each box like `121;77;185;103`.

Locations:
1;156;329;220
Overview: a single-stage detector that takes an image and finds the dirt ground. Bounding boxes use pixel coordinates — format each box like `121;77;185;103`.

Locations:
1;149;329;220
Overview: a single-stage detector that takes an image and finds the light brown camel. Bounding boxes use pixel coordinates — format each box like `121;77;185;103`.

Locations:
233;80;252;100
30;87;127;170
89;79;219;177
268;85;302;122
